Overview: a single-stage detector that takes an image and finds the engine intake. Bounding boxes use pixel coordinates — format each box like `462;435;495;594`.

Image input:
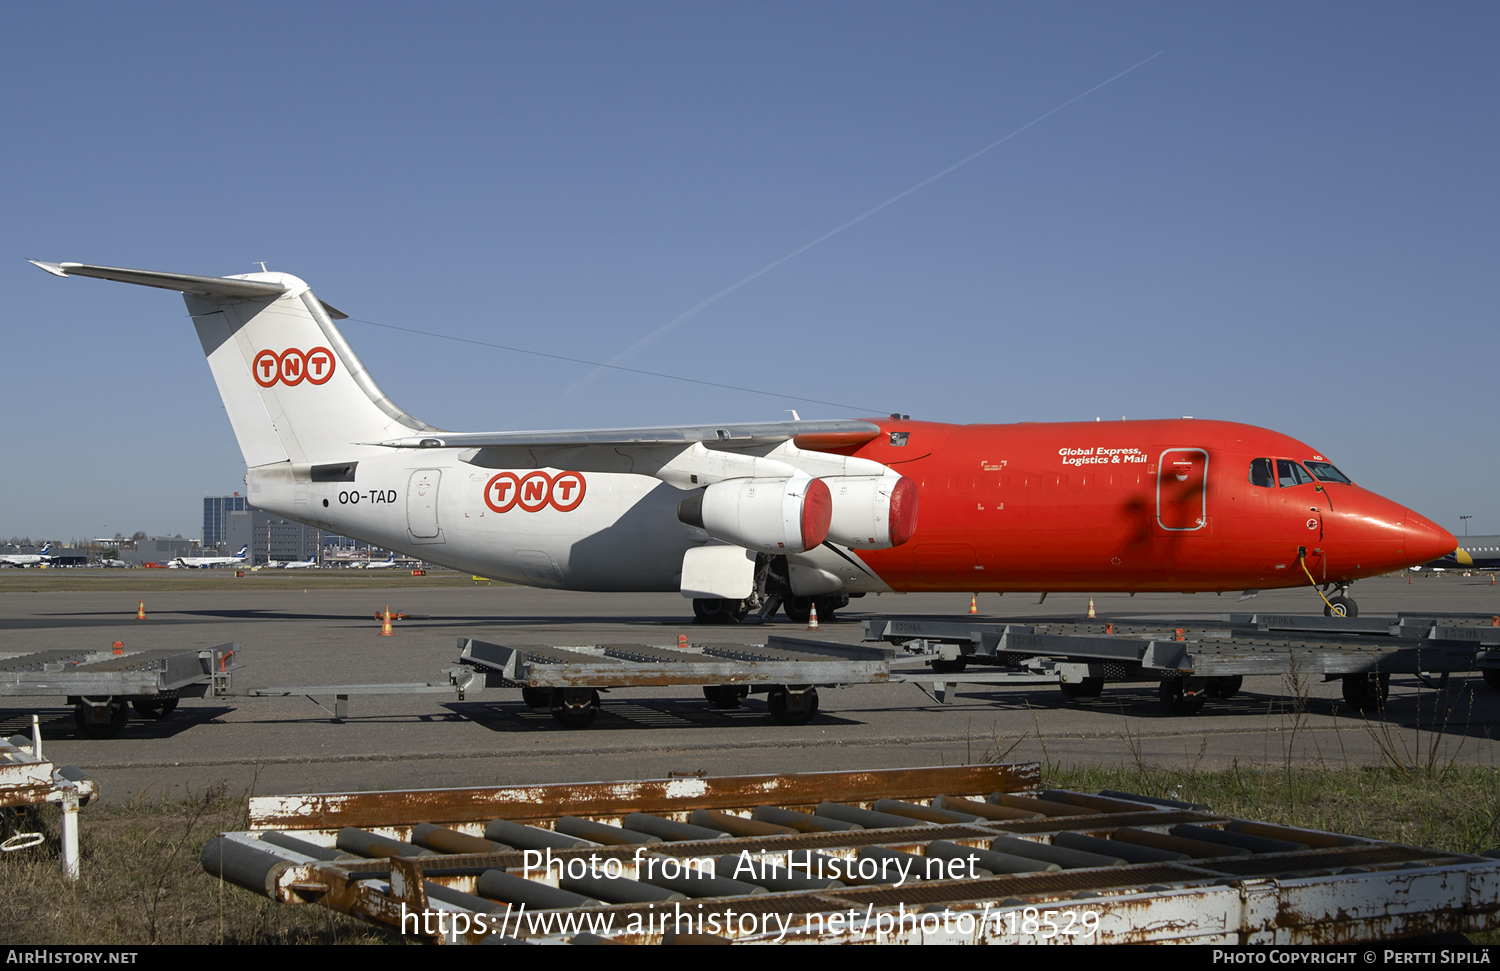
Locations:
821;474;919;549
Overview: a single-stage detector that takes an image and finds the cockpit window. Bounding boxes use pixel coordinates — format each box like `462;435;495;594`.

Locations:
1277;459;1316;487
1248;458;1274;488
1304;461;1352;484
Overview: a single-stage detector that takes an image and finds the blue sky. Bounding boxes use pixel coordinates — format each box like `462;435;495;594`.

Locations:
4;2;1496;541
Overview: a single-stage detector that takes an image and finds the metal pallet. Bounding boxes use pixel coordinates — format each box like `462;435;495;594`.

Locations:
0;642;240;738
201;763;1500;944
235;636;892;728
868;614;1500;714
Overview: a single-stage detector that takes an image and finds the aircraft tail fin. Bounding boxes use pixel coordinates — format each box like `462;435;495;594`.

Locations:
30;261;438;467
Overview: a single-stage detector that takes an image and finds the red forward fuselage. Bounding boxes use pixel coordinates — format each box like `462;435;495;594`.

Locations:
836;418;1454;593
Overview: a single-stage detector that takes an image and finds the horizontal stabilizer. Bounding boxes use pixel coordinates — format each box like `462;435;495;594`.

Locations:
29;261;348;318
369;419;882;450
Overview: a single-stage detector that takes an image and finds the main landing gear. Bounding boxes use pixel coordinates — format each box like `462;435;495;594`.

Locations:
692;556;854;625
693;594;850;625
692;598;750;624
781;595;849;625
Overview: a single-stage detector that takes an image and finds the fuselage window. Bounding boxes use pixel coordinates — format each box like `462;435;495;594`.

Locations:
1248;458;1274;488
1304;461;1353;484
1277;459;1316;488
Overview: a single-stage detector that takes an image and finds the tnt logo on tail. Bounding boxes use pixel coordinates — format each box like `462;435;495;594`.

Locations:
252;348;336;388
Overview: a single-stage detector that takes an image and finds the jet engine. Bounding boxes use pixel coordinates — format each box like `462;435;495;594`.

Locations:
820;474;919;549
677;475;831;554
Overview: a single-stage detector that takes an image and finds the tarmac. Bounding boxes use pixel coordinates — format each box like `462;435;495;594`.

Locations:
1;572;1497;802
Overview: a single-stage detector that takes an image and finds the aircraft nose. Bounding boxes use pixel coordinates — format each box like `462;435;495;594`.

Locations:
1404;510;1457;565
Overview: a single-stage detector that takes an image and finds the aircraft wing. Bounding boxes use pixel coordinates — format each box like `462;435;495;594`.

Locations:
369;419;882;451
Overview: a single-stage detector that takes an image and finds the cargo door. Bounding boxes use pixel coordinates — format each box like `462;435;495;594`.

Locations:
1156;449;1209;533
407;469;444;543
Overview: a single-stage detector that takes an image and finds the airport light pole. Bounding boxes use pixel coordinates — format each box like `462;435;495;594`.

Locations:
1460;515;1472;537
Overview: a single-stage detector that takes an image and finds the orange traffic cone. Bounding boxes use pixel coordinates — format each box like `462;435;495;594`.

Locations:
1409;574;1414;584
807;603;820;631
111;640;124;655
1175;628;1185;642
380;606;394;636
1491;574;1495;586
678;634;689;649
968;594;978;614
135;599;146;620
1087;596;1096;619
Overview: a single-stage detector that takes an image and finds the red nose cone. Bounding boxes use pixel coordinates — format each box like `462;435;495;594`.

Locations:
887;476;920;547
800;477;832;550
1404;510;1457;565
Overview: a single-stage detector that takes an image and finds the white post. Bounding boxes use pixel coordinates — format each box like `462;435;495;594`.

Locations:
60;794;80;882
31;714;41;761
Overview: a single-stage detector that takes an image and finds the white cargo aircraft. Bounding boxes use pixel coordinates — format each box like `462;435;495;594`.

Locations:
172;544;249;569
32;261;914;623
0;542;54;567
269;556;319;569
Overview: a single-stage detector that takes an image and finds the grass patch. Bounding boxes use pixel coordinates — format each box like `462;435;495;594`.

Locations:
0;785;400;945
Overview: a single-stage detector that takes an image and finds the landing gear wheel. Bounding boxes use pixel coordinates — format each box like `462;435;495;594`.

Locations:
1483;668;1500;691
131;697;178;719
1341;673;1390;713
521;687;552;711
1324;596;1358;618
930;656;968;674
702;685;748;709
693;598;749;624
766;686;819;726
549;688;600;729
1206;676;1243;699
1059;677;1104;702
73;699;128;739
1158;678;1206;716
782;597;812;624
814;595;848;622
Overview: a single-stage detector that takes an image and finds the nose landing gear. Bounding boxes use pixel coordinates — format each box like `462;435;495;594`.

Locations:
1323;583;1358;618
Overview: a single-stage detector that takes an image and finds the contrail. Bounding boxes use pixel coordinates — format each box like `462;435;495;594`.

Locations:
557;50;1165;407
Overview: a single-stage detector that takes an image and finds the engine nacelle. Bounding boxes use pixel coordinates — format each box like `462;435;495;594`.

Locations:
821;474;919;549
677;475;831;554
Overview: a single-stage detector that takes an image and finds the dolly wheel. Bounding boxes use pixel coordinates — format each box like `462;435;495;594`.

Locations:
1059;677;1104;702
131;697;178;719
767;686;819;725
1158;678;1206;716
1206;676;1243;699
550;688;600;729
74;700;128;739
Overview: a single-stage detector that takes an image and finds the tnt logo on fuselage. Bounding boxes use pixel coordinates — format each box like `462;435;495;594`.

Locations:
252;347;336;388
485;471;587;513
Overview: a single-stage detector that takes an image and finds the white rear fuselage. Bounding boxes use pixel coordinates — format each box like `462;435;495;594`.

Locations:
248;456;703;590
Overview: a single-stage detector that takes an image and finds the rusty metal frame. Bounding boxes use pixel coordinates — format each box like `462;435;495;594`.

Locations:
204;763;1500;945
1;717;98;881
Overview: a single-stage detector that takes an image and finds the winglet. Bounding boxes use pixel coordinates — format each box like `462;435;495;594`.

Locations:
28;260;70;278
